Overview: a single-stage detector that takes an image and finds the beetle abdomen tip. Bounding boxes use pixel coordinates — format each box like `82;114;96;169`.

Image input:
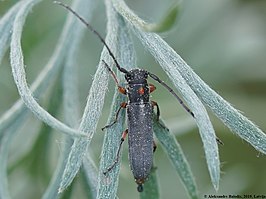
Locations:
137;184;143;192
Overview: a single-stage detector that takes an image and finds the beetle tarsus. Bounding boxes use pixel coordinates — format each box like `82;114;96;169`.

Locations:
103;130;128;175
216;137;224;145
102;102;127;131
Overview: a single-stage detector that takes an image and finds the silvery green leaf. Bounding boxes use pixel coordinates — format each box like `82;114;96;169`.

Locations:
42;0;98;198
59;0;136;194
96;89;126;199
0;113;30;199
0;1;23;64
110;0;181;33
96;2;136;198
0;2;98;198
153;119;198;199
8;0;87;138
132;15;266;155
143;1;182;33
0;0;89;137
140;165;159;199
82;156;99;199
58;1;118;192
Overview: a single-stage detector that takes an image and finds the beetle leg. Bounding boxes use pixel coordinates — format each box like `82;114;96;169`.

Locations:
149;83;156;93
216;137;224;145
153;140;157;152
151;101;160;121
103;129;128;175
102;102;127;131
102;60;126;95
151;100;170;131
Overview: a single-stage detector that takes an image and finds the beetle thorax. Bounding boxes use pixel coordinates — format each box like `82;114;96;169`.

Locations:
125;69;150;103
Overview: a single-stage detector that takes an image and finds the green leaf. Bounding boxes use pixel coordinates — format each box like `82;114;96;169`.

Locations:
140;165;159;199
110;0;181;33
0;1;23;64
58;0;130;192
0;0;94;138
96;89;126;199
42;0;98;198
0;116;29;199
82;156;99;199
8;0;87;138
97;1;136;198
135;21;266;156
153;119;198;199
96;2;137;199
143;1;182;33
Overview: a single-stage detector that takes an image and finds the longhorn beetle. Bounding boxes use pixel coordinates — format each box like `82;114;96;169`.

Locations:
55;1;195;192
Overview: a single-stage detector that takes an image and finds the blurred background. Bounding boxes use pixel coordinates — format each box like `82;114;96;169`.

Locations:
0;0;266;198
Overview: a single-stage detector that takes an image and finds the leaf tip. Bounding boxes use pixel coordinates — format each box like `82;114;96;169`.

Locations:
143;0;182;33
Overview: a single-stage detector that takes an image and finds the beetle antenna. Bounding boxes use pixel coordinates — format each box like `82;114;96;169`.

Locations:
54;1;128;74
148;72;194;117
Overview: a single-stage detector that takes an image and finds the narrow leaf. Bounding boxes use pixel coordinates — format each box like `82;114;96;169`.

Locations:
0;1;23;63
61;0;97;126
140;166;159;199
132;28;266;155
182;74;266;154
113;0;266;155
153;119;198;199
96;89;126;199
143;1;182;33
0;0;95;137
0;1;94;196
96;2;136;198
110;0;181;33
9;0;87;138
82;156;99;199
0;121;25;199
42;0;98;198
58;0;121;191
58;57;109;192
59;0;136;195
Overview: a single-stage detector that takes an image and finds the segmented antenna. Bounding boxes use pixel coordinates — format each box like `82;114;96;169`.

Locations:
54;1;129;74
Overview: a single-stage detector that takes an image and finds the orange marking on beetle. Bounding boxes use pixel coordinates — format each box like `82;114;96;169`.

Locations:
138;87;145;95
118;86;126;94
149;84;156;93
121;102;127;108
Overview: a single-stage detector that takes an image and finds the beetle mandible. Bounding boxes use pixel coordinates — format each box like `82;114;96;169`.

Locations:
55;1;195;192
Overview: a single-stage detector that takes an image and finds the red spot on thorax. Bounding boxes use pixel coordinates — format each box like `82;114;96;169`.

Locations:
138;87;145;95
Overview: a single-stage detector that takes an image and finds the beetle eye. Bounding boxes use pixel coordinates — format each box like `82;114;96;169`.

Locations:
125;73;131;80
144;72;148;78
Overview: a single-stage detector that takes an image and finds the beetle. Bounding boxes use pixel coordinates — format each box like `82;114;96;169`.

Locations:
100;65;194;192
55;1;195;192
